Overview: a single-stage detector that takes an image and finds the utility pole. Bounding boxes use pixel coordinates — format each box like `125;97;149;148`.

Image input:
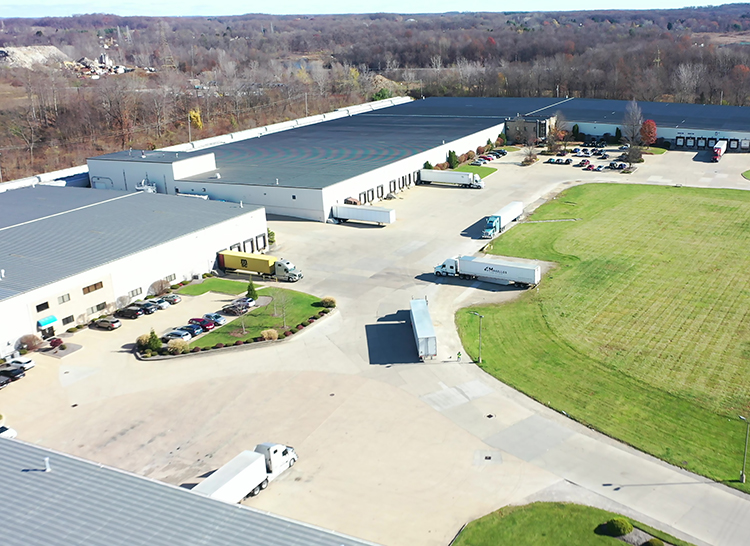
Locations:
741;415;749;484
187;113;192;143
471;312;484;364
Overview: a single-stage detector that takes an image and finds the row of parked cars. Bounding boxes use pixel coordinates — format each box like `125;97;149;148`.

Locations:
160;297;257;343
470;149;507;166
0;355;36;392
113;293;183;321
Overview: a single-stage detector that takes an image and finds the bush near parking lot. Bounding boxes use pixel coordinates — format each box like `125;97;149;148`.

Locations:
167;339;189;355
261;329;278;341
457;183;750;492
319;296;336;308
604;517;633;537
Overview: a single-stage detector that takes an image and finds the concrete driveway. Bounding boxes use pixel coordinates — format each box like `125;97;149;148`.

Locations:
2;148;750;546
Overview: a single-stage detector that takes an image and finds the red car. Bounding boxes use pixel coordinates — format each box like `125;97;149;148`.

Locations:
188;318;216;332
584;164;595;171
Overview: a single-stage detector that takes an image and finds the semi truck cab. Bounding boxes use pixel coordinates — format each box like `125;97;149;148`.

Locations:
274;259;303;282
254;443;298;476
434;258;459;276
482;216;500;239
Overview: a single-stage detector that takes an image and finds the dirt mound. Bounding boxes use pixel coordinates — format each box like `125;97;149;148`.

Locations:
0;45;70;70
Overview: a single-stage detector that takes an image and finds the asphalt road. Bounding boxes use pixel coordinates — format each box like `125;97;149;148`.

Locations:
2;148;749;546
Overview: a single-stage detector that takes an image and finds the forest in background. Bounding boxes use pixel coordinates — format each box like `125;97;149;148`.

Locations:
2;5;750;180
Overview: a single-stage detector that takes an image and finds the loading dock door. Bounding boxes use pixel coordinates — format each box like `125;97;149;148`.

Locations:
697;138;706;149
686;137;695;148
676;137;684;147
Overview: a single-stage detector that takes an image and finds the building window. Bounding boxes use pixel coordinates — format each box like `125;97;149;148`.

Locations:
36;302;50;313
292;195;296;200
62;315;75;325
165;274;176;283
128;288;142;298
58;293;71;304
86;302;106;315
83;281;103;295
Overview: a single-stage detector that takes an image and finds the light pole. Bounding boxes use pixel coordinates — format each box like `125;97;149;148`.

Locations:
471;312;484;364
741;415;749;484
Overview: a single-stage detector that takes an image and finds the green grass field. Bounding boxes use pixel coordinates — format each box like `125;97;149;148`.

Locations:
742;170;750;181
177;278;248;296
456;164;497;178
458;183;750;490
453;503;694;546
190;287;321;348
643;146;668;155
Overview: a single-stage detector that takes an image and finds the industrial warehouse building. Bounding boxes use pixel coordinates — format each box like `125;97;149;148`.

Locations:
0;185;266;356
0;439;376;546
86;96;750;222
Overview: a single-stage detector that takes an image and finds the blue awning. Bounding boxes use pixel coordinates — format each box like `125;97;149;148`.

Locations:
37;316;57;328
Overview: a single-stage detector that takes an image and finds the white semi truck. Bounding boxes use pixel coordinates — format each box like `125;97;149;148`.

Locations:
418;169;484;189
712;140;727;162
409;298;437;361
192;443;298;503
331;204;396;225
434;255;540;287
481;201;524;239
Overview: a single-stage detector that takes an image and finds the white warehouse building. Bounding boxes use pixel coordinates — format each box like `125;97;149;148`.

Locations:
0;186;266;356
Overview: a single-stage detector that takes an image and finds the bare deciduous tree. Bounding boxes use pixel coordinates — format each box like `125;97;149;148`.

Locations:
622;99;644;146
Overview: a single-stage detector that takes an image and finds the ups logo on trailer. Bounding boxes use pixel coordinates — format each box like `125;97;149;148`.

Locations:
241;259;248;268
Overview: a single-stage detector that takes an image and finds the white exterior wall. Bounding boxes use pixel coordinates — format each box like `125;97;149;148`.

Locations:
173;181;325;221
320;122;506;220
574;122;750;151
0;208;266;358
88;159;176;194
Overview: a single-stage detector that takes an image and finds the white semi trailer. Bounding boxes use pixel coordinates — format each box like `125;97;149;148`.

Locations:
409;298;437;361
192;443;298;503
434;255;540;287
418;169;484;189
331;204;396;225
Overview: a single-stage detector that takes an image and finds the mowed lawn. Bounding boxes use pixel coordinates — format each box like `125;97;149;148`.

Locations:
458;183;750;490
453;503;694;546
190;287;321;348
455;164;497;178
177;278;248;296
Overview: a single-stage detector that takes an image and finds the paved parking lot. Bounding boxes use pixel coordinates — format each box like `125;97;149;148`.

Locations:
2;148;749;546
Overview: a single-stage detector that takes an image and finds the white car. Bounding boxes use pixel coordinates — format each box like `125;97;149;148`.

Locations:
232;297;256;307
8;357;35;370
151;298;171;310
161;330;192;343
0;425;17;439
203;313;227;326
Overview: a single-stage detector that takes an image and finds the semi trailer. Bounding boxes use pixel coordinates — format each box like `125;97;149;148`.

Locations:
434;255;540;287
712;140;727;162
409;298;437;361
331;204;396;225
218;250;303;282
481;201;524;238
417;169;484;189
192;443;298;503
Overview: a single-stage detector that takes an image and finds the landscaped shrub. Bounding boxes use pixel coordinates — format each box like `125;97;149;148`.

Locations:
476;145;485;155
318;311;326;317
496;133;506;146
50;338;63;349
301;320;311;327
604;518;633;537
213;343;225;349
158;347;169;356
261;329;279;341
19;334;44;352
143;350;152;358
283;330;293;337
643;539;664;546
296;324;304;330
254;336;263;343
320;296;336;308
76;325;85;330
136;333;151;351
167;339;189;355
60;344;67;351
321;308;331;314
267;228;276;245
423;160;433;169
19;349;28;355
147;329;162;352
308;317;317;322
170;284;180;290
234;340;244;346
67;328;77;333
191;347;201;353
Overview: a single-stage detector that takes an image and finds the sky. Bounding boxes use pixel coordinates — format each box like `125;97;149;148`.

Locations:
2;1;734;19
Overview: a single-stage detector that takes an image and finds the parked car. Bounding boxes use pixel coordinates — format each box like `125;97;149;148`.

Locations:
546;158;556;164
151;298;170;310
162;330;192;343
0;376;11;390
595;165;604;171
188;318;216;332
555;158;564;164
494;149;507;156
572;147;580;153
114;306;144;319
163;294;181;305
600;153;610;160
95;317;121;330
470;161;483;166
575;161;587;167
7;356;35;370
556;150;567;156
203;313;227;326
133;301;158;314
619;144;630;150
564;158;573;165
584;164;595;171
619;163;628;169
222;304;248;316
0;425;17;438
232;297;256;307
176;324;203;337
0;366;25;381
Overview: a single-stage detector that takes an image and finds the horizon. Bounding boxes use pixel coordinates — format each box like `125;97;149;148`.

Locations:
1;1;740;19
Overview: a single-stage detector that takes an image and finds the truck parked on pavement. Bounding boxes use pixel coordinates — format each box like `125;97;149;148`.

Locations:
218;250;303;282
434;255;540;287
192;443;298;503
331;204;396;225
481;202;524;239
409;298;437;361
418;169;484;189
712;140;727;162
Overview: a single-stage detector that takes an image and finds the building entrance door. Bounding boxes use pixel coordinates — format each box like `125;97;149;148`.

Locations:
40;326;55;339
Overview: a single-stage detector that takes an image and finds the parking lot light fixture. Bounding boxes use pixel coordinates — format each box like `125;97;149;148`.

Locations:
741;415;749;484
471;312;484;364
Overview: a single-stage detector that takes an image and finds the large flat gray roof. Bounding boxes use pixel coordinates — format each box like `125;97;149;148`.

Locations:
0;186;261;302
0;439;377;546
